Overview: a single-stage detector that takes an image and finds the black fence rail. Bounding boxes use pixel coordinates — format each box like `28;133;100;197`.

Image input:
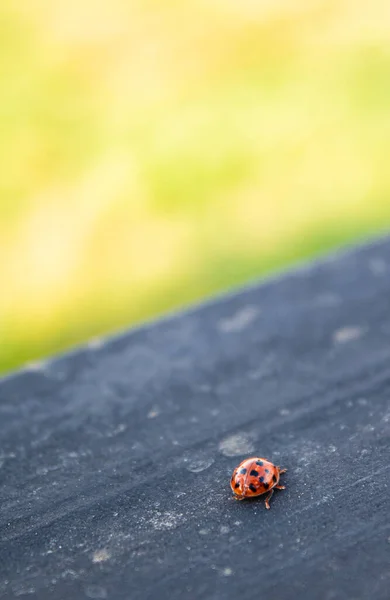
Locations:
1;236;390;600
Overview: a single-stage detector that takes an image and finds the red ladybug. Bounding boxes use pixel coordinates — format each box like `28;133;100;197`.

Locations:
230;457;286;509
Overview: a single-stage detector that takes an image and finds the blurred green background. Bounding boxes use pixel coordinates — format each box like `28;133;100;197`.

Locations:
1;0;390;374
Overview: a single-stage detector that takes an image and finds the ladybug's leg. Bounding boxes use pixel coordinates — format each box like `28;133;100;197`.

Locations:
275;485;285;490
279;468;287;474
264;489;274;510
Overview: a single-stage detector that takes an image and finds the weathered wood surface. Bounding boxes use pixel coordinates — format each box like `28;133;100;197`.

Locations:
1;237;390;600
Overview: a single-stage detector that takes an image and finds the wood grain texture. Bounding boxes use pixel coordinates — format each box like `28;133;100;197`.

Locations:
1;237;390;600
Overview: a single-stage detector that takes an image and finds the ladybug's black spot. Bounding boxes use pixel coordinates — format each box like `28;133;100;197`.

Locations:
235;482;240;489
259;476;264;483
256;460;264;466
239;468;247;475
265;469;270;474
249;483;257;493
272;474;277;483
263;482;269;490
250;470;258;477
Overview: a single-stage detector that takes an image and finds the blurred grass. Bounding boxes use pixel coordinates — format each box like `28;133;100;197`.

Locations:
1;0;390;374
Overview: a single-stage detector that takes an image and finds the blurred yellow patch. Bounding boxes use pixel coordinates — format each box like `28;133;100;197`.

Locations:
1;0;390;373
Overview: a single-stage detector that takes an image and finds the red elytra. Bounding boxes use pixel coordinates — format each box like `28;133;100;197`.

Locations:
230;457;286;509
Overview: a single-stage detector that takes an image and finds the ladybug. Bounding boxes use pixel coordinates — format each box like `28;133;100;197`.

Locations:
230;457;286;509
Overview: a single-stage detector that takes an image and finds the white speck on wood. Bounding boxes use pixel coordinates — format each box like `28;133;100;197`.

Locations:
13;585;36;596
92;549;111;563
333;326;364;344
148;511;185;531
88;338;104;350
217;305;260;333
279;408;290;416
357;398;368;406
219;433;255;457
25;361;45;372
147;407;160;419
184;456;215;473
107;424;127;437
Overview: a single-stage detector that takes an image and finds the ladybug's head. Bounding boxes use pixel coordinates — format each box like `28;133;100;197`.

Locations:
231;480;246;500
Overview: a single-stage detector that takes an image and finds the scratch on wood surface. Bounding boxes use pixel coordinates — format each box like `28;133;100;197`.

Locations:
295;465;390;515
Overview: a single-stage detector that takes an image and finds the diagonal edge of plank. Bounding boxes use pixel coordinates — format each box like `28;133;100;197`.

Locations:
1;235;390;600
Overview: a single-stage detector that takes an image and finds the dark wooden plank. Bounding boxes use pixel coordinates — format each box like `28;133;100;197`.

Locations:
1;237;390;600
